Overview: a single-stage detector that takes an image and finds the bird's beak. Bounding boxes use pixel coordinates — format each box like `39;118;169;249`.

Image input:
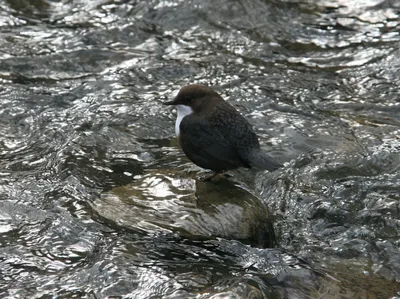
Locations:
163;97;177;105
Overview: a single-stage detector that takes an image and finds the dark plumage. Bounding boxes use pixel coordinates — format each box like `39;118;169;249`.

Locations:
164;84;282;177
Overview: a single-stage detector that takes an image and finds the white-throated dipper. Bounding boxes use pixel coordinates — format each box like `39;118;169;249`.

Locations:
164;84;282;180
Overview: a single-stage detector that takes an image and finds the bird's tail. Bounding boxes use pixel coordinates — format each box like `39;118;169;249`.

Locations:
246;148;282;171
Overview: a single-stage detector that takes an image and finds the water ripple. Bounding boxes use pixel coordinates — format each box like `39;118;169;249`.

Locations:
0;0;400;297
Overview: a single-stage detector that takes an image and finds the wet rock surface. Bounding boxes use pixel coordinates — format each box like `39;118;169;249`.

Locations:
93;171;275;245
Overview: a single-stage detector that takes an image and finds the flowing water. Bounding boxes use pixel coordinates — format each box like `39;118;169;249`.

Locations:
0;0;399;298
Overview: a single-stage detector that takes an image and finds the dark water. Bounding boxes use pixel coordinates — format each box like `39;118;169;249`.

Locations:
1;0;400;298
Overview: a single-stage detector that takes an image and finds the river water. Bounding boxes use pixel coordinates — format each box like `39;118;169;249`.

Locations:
0;0;399;298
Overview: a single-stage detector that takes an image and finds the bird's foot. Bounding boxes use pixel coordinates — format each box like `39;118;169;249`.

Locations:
222;173;233;179
198;172;232;182
198;172;221;182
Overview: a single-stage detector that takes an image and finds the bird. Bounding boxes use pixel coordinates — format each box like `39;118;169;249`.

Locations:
164;84;282;180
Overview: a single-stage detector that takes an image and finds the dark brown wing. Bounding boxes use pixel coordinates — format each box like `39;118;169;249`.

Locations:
179;113;247;172
202;100;282;171
207;101;260;149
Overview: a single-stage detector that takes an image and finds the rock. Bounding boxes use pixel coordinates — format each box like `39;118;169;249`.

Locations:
91;171;274;245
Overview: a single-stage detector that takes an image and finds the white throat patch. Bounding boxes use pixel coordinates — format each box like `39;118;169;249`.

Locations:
175;104;193;137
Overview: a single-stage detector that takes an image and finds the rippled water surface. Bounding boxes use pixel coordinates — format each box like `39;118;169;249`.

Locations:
1;0;400;298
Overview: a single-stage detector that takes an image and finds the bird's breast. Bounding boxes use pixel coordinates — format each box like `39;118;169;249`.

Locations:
175;104;193;137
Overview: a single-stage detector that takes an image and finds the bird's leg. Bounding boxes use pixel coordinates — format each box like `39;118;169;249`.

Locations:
200;172;221;181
